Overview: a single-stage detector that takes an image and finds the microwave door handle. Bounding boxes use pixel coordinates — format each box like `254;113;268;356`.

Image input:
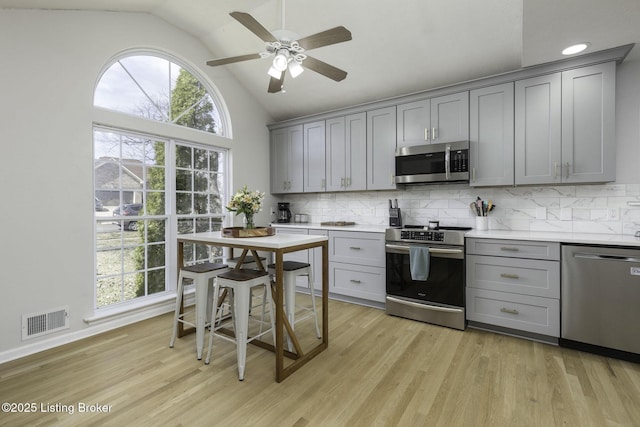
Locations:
445;144;451;180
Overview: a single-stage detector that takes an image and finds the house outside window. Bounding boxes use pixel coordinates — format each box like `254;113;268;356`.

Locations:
93;52;229;309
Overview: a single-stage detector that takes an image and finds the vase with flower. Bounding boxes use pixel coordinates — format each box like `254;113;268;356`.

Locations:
226;185;264;230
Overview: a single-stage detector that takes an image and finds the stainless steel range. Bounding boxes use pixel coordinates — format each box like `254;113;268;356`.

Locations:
385;225;470;330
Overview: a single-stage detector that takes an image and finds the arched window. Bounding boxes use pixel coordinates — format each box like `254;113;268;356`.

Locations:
93;52;230;310
95;53;227;136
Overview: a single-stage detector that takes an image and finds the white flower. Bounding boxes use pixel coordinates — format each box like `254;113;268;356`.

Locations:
226;185;264;216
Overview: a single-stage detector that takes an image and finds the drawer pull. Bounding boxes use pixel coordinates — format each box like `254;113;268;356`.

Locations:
500;273;520;279
500;307;519;315
349;246;361;250
500;247;520;252
350;279;362;284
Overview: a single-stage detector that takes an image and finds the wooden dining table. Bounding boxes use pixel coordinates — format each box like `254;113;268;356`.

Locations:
177;230;329;382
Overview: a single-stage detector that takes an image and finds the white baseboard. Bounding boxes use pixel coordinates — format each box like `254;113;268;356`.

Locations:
0;300;176;365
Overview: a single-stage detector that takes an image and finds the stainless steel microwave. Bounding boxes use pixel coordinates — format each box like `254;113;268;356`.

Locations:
395;140;470;184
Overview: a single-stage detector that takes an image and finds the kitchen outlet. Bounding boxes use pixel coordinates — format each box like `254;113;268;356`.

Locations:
560;208;572;221
270;206;275;215
536;207;547;220
607;207;619;221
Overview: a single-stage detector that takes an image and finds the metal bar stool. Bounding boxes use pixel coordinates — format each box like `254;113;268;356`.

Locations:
268;261;321;351
169;262;229;360
205;269;275;381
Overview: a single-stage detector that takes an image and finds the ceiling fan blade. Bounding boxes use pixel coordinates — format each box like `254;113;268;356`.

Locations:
268;71;286;93
230;11;277;43
303;56;348;82
297;26;352;50
206;53;262;67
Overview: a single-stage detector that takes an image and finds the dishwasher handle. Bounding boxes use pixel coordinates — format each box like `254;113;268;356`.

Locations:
574;252;640;263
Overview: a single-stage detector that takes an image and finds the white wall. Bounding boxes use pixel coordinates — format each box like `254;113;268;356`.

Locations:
0;10;274;360
282;55;640;234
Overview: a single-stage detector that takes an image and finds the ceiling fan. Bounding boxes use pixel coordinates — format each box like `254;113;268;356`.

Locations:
206;1;352;93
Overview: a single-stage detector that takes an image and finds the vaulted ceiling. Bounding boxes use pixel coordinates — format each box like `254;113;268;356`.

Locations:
1;0;639;122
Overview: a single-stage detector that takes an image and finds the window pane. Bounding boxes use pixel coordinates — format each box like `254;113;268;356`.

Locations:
95;54;225;136
176;193;192;214
147;167;165;190
147;244;166;268
146;220;166;243
194;194;208;214
176;170;192;191
176;145;192;168
194;171;208;192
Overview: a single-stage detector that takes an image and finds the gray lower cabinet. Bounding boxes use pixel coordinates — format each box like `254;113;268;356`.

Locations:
329;230;386;303
469;83;514;187
466;238;560;339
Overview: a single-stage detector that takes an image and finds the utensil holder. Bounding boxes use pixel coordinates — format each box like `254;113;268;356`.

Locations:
475;216;488;231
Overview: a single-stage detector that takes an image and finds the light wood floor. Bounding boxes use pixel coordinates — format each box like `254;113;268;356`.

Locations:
1;298;639;427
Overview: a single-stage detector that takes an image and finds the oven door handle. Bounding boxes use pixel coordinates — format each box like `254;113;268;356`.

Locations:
385;243;464;256
386;296;463;314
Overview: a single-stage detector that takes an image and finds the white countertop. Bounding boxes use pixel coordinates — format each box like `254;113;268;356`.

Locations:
466;229;640;247
179;230;328;249
271;223;388;233
272;223;640;247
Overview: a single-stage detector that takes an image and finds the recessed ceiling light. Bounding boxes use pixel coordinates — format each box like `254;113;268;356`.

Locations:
562;43;590;55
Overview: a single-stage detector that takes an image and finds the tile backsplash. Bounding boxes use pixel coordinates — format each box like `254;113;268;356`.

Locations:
281;182;640;235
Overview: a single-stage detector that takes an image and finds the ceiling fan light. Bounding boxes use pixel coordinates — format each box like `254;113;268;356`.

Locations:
272;50;290;72
288;60;304;78
268;65;282;79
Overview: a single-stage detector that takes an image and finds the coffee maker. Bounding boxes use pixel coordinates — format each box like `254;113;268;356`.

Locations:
277;202;292;223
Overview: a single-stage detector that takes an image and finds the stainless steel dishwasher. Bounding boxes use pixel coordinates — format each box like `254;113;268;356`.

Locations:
561;244;640;362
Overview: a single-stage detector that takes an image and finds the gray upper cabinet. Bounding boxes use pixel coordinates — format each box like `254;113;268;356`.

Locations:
431;92;469;144
303;121;326;192
561;62;616;183
515;74;562;185
470;82;514;187
396;100;429;147
515;62;615;185
271;125;303;194
326;113;367;191
367;106;397;190
396;92;469;147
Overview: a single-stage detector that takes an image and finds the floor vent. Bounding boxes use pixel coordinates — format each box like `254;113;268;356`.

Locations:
22;306;69;340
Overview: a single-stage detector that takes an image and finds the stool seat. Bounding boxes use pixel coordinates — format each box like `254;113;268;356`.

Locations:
267;261;310;271
218;269;269;281
182;262;228;274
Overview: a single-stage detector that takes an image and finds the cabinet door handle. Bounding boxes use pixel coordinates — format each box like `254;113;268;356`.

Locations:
472;167;476;182
554;162;559;179
500;247;520;252
565;162;570;179
500;273;520;279
340;177;345;188
346;177;350;188
321;178;325;189
350;279;362;284
432;127;437;140
424;128;429;141
500;307;519;315
391;175;395;185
